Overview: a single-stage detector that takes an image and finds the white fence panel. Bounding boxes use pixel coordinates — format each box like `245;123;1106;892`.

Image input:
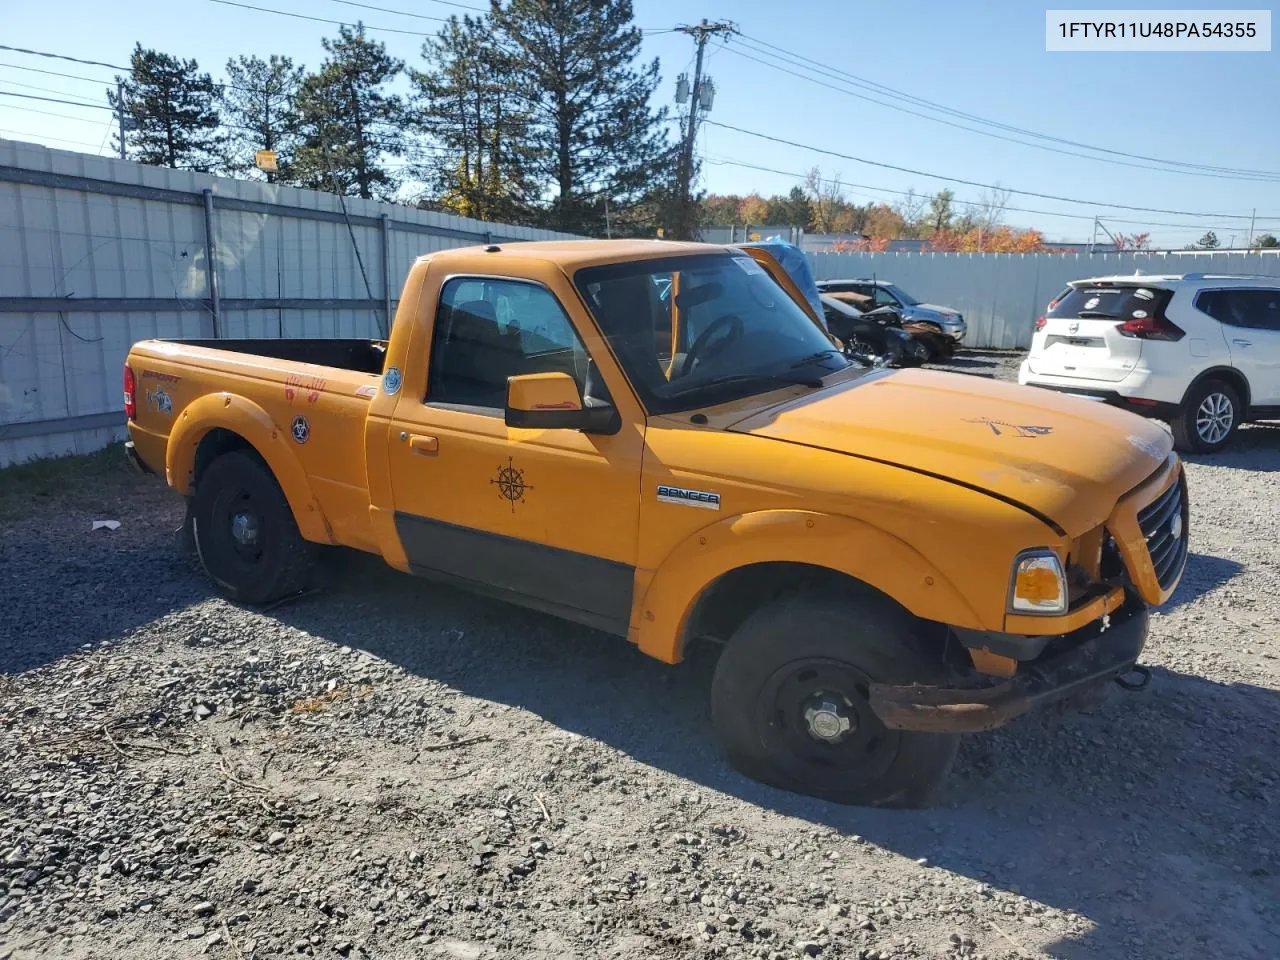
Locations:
0;140;579;466
807;250;1280;350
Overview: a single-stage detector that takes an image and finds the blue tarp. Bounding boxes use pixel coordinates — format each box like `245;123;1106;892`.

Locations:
739;238;826;329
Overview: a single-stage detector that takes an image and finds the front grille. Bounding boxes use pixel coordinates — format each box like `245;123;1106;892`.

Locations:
1137;473;1188;591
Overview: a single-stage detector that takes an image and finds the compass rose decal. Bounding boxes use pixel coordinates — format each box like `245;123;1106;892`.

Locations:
491;456;533;512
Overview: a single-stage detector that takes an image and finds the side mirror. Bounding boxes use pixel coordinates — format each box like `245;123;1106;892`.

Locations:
505;372;620;435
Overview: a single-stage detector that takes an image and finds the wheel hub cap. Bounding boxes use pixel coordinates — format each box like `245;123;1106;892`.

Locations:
1196;392;1233;443
230;511;259;547
802;694;856;744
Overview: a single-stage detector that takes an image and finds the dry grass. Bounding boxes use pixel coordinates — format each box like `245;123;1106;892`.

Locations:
0;443;147;521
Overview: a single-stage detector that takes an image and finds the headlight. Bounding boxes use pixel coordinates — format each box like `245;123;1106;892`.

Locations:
1008;549;1067;614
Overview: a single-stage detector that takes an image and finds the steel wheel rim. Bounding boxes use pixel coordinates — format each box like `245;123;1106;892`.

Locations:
214;486;266;565
756;657;898;784
1195;392;1233;444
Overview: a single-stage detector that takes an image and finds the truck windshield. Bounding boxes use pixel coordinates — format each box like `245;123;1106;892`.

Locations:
574;253;852;414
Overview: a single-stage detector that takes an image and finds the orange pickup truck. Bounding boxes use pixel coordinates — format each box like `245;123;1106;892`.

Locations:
124;239;1188;807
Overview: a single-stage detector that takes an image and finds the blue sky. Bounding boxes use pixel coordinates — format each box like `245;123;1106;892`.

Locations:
2;0;1277;245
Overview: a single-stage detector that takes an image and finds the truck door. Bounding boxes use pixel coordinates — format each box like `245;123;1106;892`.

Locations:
384;269;645;635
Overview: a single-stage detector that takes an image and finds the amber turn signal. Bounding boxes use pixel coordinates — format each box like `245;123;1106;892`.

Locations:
1009;550;1067;615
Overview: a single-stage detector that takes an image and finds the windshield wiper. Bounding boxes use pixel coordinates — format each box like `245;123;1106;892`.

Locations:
788;348;847;370
1074;311;1117;319
664;371;825;400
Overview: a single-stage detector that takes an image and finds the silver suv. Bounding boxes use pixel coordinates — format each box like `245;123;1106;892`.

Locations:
815;278;967;344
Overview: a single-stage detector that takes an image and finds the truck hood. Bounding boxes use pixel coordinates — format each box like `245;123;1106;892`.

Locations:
726;368;1173;536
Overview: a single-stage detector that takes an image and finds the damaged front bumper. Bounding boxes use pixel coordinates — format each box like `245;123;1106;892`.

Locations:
868;591;1149;734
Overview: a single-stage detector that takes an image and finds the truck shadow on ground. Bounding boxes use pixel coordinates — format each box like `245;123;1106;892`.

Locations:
0;518;207;675
272;550;1280;960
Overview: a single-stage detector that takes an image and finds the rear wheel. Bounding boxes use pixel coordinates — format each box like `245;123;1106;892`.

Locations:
1172;379;1241;453
191;451;317;604
710;593;959;808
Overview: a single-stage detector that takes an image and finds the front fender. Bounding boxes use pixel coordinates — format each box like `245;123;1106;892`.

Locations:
633;509;983;663
166;392;333;544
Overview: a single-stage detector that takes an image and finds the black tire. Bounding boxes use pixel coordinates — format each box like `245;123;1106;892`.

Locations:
191;450;317;604
710;592;960;808
1171;379;1242;453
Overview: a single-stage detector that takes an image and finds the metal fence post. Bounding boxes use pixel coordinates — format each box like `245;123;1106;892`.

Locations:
380;213;392;338
202;189;221;338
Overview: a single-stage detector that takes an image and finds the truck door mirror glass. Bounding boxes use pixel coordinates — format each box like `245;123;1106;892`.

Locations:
505;372;620;434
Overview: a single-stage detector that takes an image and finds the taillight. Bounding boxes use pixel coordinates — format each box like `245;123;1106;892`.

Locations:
1116;314;1184;341
1034;316;1047;331
123;363;137;420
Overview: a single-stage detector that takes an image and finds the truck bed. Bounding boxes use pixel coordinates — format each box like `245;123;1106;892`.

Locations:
167;338;389;376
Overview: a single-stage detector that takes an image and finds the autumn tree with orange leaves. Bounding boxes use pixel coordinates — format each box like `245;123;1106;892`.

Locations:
924;225;1046;253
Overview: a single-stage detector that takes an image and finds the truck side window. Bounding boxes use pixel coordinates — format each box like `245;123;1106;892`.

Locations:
427;277;596;409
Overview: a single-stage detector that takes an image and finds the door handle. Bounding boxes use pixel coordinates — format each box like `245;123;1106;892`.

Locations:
1232;338;1253;347
408;434;438;454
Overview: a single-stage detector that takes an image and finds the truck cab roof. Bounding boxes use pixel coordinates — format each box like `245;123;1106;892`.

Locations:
420;238;722;271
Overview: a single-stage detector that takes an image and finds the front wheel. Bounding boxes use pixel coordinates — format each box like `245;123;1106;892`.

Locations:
1171;379;1241;453
710;594;959;808
191;450;317;604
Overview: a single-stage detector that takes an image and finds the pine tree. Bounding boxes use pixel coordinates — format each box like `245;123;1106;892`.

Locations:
293;24;406;200
490;0;672;235
410;15;533;222
1197;231;1220;249
928;190;955;233
108;44;223;171
221;55;305;182
777;187;813;227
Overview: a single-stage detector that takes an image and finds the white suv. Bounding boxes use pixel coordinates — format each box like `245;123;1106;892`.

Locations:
1018;273;1280;452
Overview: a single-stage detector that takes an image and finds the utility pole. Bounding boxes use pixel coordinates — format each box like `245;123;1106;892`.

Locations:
672;19;735;240
115;80;127;159
1248;207;1256;247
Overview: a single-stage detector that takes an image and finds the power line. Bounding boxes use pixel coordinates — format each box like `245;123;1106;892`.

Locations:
326;0;671;31
725;40;1280;184
0;102;110;124
0;90;111;110
328;0;480;18
0;61;109;86
702;156;1276;233
207;0;440;34
735;32;1280;183
0;44;126;72
0;127;107;150
702;119;1275;221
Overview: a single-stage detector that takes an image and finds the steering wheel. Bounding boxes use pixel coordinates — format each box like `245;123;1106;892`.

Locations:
684;313;744;374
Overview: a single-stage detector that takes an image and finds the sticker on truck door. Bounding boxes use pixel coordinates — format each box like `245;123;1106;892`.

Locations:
383;366;403;396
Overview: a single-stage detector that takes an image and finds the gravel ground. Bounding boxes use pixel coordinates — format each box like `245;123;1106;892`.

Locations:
2;350;1279;960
